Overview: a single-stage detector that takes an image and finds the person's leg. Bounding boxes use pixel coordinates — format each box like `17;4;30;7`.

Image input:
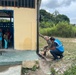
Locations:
0;41;2;48
4;39;8;49
50;49;63;60
55;50;64;59
1;40;2;48
43;46;48;56
50;50;58;60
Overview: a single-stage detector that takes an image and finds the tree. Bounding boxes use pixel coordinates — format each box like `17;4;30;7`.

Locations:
53;10;59;17
40;9;52;22
55;14;70;24
0;19;10;22
39;9;70;28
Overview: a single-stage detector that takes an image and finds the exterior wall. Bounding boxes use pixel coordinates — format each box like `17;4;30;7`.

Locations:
0;0;37;50
14;7;37;50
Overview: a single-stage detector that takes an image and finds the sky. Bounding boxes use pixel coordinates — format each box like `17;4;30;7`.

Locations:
40;0;76;24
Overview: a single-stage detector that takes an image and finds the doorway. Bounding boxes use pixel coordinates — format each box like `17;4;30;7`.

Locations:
0;10;14;49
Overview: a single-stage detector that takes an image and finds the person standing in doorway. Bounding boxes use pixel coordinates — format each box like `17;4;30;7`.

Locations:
0;29;3;49
3;32;8;49
6;29;11;48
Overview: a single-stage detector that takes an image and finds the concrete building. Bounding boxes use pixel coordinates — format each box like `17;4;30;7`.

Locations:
0;0;41;75
0;0;41;50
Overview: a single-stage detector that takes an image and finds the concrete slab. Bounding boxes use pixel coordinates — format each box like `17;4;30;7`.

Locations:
0;50;38;65
0;50;39;75
0;65;21;75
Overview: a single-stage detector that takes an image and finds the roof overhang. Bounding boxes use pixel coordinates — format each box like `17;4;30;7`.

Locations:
0;10;13;18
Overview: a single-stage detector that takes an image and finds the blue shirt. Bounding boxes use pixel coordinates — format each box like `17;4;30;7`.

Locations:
0;32;2;41
51;39;64;52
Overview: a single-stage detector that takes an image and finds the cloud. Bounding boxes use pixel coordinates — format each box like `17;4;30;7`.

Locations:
40;0;76;24
41;0;76;9
70;18;76;24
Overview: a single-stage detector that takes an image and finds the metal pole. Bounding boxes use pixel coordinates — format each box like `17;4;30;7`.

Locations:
36;0;39;54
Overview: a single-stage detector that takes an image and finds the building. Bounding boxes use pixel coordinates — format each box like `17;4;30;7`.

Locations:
0;0;41;51
0;0;41;75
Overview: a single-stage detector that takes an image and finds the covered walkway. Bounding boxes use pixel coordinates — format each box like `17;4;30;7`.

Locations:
0;50;38;65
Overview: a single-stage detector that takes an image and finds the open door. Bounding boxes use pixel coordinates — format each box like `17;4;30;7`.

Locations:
0;10;14;49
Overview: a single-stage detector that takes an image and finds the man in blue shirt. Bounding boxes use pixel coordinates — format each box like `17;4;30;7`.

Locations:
50;37;64;60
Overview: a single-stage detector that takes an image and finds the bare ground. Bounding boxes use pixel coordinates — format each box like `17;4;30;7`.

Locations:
22;37;76;75
22;50;75;75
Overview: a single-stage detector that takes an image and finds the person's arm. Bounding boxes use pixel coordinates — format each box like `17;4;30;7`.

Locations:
50;46;56;50
39;34;44;38
39;34;47;40
50;42;57;50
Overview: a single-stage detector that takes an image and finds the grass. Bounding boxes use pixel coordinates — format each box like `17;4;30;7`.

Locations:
63;65;76;75
59;37;76;63
39;37;76;74
39;37;76;60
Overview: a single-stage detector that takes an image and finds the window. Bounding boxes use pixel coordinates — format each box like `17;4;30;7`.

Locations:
5;1;7;6
8;1;11;6
0;0;35;8
12;1;14;6
15;1;18;7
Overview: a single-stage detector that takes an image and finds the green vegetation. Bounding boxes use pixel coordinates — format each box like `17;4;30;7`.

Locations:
39;9;76;37
40;21;76;37
63;65;76;75
39;37;76;75
39;9;76;74
32;65;37;71
22;61;39;75
22;65;38;75
50;67;56;75
0;19;10;22
22;68;29;74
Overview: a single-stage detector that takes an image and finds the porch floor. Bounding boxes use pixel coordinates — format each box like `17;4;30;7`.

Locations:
0;50;38;65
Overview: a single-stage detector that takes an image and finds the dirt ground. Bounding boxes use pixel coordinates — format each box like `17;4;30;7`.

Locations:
23;37;75;75
22;57;51;75
22;51;73;75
